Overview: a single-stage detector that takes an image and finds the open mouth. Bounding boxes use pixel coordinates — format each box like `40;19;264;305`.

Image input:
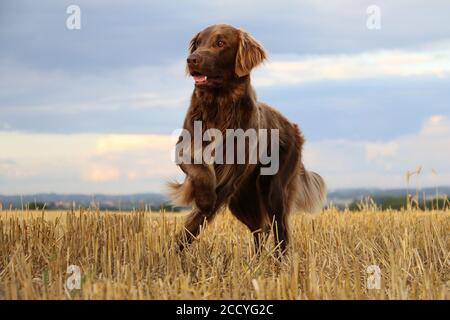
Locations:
191;72;208;85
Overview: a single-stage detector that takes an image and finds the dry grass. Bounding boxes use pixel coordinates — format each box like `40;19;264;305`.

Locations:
0;208;449;300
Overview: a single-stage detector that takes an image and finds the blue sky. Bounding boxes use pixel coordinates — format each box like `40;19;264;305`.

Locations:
0;0;449;194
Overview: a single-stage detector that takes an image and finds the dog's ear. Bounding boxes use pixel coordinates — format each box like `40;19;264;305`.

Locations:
235;30;267;78
188;32;199;54
186;32;199;75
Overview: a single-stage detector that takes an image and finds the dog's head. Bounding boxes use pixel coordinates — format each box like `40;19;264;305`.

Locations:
186;24;266;89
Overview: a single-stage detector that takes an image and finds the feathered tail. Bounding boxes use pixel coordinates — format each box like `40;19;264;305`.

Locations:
294;167;327;214
167;177;195;206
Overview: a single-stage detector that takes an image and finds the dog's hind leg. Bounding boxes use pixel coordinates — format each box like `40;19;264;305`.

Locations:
259;137;300;257
229;176;269;255
263;177;290;257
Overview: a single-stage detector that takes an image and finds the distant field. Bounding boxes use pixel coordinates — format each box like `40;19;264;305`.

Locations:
0;208;448;299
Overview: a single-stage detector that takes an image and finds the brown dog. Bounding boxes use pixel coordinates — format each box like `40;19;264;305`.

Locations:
169;24;326;255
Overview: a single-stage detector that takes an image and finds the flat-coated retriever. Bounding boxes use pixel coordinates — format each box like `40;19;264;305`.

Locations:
169;24;326;255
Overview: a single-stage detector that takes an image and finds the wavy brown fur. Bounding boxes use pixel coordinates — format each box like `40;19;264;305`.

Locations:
170;24;326;256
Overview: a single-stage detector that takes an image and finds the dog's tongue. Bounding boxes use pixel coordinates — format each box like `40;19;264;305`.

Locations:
193;75;207;83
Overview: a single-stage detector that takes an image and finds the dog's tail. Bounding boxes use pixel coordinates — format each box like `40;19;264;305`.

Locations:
293;166;327;214
167;177;195;206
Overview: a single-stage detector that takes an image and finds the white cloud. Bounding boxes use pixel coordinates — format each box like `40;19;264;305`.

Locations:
253;41;450;86
304;115;450;189
1;62;447;188
80;133;178;184
366;142;399;161
5;40;450;116
94;134;173;154
82;165;120;183
420;115;450;136
1;115;449;193
0;132;181;194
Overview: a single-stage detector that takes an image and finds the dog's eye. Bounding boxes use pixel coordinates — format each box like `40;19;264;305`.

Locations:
217;40;225;47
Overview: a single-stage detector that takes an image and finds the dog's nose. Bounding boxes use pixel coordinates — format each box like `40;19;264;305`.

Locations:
187;53;202;66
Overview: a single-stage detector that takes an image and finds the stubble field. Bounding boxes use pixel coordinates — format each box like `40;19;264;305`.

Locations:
0;208;448;299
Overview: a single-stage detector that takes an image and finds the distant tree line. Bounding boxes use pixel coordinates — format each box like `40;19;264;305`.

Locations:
348;196;449;211
0;201;187;212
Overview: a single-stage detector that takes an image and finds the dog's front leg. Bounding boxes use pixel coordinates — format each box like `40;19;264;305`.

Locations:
180;163;216;213
176;163;217;251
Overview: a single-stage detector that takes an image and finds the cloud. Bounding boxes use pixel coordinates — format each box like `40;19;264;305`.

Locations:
420;115;450;136
0;61;190;113
1;114;449;193
0;58;192;134
3;42;450;138
3;0;450;73
1;1;450;192
82;165;120;182
94;134;173;154
366;142;399;161
253;41;450;86
304;115;450;189
0;132;181;194
81;133;178;184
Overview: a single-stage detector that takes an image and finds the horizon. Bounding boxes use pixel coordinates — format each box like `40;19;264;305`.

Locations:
1;185;449;197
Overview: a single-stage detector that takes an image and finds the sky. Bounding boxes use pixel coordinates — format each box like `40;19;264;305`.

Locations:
0;0;449;194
